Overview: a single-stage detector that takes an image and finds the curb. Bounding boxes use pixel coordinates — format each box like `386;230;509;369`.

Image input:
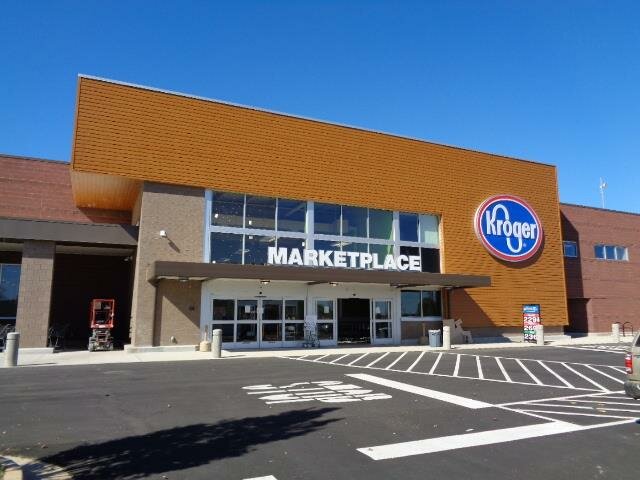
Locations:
0;456;23;480
0;456;71;480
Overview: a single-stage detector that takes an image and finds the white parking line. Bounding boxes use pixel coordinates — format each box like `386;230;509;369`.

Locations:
366;352;389;368
428;353;443;374
385;352;407;370
561;363;608;392
584;364;625;384
495;357;512;382
357;421;582;460
407;352;425;372
244;476;278;480
313;354;331;362
515;359;543;385
347;353;369;366
537;360;575;388
476;355;484;379
453;354;461;377
346;373;492;409
329;354;350;364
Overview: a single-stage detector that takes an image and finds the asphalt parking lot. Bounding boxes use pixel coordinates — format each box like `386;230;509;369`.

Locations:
0;344;638;479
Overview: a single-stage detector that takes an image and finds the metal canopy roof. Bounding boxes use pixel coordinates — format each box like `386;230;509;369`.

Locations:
149;261;491;288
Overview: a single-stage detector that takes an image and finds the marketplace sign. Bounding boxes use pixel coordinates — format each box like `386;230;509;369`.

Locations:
267;247;421;271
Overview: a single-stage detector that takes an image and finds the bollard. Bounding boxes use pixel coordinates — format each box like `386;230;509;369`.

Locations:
442;325;451;350
612;323;620;343
212;328;222;359
4;332;20;367
535;325;544;346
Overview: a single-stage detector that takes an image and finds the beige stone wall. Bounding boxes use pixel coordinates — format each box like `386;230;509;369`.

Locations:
130;182;204;346
154;280;202;345
15;240;55;348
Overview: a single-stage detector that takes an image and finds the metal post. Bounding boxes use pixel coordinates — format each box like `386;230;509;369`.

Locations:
4;332;20;367
535;325;544;346
612;323;620;343
212;328;222;359
442;326;451;350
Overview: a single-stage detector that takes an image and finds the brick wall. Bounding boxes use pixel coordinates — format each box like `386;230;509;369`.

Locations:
561;204;640;333
0;154;130;224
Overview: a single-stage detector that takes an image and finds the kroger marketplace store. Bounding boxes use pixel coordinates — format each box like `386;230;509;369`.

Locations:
0;76;570;350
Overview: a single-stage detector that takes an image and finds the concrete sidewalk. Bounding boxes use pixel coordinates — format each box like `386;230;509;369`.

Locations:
0;334;632;368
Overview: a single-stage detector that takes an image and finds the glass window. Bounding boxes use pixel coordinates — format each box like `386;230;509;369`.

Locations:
342;206;367;237
211;232;243;264
563;241;578;258
342;242;368;253
211;191;244;227
237;300;257;320
277;199;306;232
0;264;20;319
314;240;337;252
212;323;234;343
399;213;419;242
595;245;605;259
262;323;282;342
317;323;334;340
615;246;628;261
237;323;258;342
422;291;442;317
401;291;421;317
374;300;391;320
317;300;334;320
212;299;235;320
314;203;341;235
370;243;394;260
285;300;305;320
375;322;392;339
369;209;393;240
244;235;275;265
400;246;420;257
262;300;282;320
277;237;305;252
605;245;616;260
245;195;276;230
420;248;440;273
285;323;305;341
419;214;439;246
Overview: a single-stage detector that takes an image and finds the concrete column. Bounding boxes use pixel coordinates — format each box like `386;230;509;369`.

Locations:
212;328;222;358
15;240;55;348
535;325;544;346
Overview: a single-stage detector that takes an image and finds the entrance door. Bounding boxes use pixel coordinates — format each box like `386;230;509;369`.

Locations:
371;299;393;345
338;298;371;344
236;299;259;348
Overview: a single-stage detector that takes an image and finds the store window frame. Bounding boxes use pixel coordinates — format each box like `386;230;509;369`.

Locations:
400;289;443;321
594;243;629;262
204;190;442;272
0;263;21;323
563;241;578;258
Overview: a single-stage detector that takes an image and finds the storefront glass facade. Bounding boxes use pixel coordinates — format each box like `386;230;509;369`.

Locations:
205;190;441;273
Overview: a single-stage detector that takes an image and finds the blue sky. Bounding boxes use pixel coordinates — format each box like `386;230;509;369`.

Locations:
1;1;639;212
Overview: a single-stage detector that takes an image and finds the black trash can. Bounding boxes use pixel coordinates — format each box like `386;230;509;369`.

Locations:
428;329;442;348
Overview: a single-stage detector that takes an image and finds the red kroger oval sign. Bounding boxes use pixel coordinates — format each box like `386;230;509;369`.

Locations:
474;195;543;262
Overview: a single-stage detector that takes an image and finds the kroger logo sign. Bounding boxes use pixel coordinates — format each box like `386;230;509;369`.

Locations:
474;195;543;262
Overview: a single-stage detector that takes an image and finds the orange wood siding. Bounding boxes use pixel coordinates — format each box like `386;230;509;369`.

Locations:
71;77;568;328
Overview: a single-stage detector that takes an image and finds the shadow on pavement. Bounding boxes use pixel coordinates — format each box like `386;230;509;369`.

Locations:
39;407;340;479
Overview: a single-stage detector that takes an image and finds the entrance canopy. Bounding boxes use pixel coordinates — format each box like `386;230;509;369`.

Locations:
149;261;491;288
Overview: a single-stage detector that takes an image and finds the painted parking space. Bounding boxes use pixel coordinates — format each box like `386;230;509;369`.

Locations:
287;350;627;393
553;343;632;355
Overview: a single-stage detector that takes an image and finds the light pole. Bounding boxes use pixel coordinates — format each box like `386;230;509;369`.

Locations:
599;177;607;209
